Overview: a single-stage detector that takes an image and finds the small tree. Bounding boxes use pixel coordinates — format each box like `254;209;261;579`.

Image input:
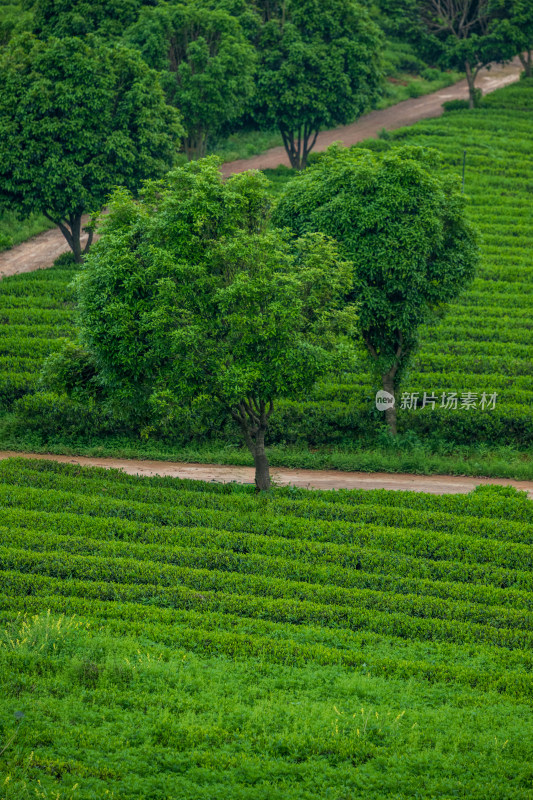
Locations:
495;0;533;77
380;0;519;107
126;4;256;159
273;144;479;435
73;159;357;490
0;34;183;262
253;0;384;169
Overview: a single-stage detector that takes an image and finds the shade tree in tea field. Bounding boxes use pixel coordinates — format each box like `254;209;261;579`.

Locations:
71;159;357;490
379;0;521;107
0;34;183;262
125;3;256;159
495;0;533;77
273;144;479;435
252;0;384;169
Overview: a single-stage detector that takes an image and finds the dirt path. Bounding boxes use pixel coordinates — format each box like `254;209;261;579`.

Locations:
0;215;94;279
221;58;522;176
0;59;522;279
0;451;531;497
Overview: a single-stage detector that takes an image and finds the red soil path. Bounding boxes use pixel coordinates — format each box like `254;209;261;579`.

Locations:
0;452;531;497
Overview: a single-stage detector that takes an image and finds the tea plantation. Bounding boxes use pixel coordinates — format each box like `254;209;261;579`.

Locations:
0;457;532;798
0;81;532;457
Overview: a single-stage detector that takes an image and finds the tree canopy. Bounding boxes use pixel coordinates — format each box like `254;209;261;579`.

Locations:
273;144;479;434
0;1;33;46
125;3;256;159
72;159;357;489
494;0;533;77
379;0;520;106
252;0;384;169
0;33;183;261
26;0;153;39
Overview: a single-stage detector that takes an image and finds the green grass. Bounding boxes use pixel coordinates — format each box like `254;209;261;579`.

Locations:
0;458;532;798
0;211;55;252
210;128;285;164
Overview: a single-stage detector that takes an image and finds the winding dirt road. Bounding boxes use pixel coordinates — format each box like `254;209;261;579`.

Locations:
0;59;522;278
219;59;522;175
0;451;532;497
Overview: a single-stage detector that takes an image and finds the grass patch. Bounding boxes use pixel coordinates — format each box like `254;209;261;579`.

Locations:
0;211;55;252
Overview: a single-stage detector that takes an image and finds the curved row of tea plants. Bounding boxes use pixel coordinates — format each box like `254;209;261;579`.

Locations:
1;458;532;798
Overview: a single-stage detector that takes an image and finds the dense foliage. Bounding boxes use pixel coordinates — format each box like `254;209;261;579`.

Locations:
1;458;532;797
27;0;153;39
0;0;32;45
252;0;384;168
0;33;183;261
273;144;479;434
69;159;357;489
125;3;257;158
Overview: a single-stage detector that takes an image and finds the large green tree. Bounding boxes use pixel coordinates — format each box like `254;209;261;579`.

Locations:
72;159;357;490
0;34;183;262
251;0;384;169
126;3;256;159
379;0;519;107
273;144;479;435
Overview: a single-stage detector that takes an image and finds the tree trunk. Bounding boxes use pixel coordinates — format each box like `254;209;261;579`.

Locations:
382;372;397;436
464;60;477;109
44;211;85;263
519;50;532;78
252;430;271;492
280;125;319;170
364;331;403;437
231;398;274;492
69;214;83;263
183;131;207;160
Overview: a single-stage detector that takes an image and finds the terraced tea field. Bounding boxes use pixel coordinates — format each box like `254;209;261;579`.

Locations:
278;79;533;447
1;458;532;797
0;80;531;455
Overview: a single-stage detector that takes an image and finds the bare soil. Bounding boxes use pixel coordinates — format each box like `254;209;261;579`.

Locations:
0;215;94;279
1;451;531;497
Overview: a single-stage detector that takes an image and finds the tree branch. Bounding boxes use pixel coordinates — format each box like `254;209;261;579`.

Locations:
364;336;378;360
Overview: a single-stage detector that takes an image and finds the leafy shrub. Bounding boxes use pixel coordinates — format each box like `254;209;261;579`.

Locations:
470;483;530;500
406;82;424;97
0;232;13;250
39;341;103;401
442;99;470;112
12;392;115;438
421;67;441;81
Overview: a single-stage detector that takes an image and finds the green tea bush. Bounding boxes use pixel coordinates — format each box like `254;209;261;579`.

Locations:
1;459;532;797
